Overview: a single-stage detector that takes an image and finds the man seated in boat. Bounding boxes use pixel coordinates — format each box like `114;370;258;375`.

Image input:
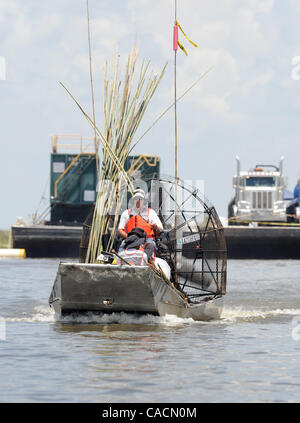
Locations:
118;188;163;259
117;227;154;265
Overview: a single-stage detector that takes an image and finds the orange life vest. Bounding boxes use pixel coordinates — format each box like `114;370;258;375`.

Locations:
124;209;155;239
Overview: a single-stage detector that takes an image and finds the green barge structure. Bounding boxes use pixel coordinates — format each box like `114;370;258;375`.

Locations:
12;134;161;258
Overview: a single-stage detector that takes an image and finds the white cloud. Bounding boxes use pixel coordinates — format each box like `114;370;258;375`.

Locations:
292;0;300;13
1;0;300;227
125;0;276;118
248;0;274;14
241;70;274;95
200;94;230;115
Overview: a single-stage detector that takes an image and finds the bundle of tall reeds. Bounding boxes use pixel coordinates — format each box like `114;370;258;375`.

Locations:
61;47;166;263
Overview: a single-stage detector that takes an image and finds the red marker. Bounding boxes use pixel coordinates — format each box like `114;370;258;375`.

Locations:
173;25;178;51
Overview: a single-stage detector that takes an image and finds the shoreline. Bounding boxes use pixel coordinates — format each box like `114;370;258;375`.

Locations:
0;229;10;248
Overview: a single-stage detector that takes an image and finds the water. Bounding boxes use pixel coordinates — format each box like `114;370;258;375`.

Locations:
1;258;300;403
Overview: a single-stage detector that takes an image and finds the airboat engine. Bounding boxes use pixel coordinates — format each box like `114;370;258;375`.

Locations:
149;177;227;302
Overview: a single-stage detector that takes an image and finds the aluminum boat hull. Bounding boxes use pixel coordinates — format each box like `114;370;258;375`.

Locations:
49;263;223;321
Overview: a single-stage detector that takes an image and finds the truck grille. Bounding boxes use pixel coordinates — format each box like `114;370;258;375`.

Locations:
252;191;273;209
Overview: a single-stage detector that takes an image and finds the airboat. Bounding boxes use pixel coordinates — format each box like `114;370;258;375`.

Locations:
49;177;227;321
49;10;227;321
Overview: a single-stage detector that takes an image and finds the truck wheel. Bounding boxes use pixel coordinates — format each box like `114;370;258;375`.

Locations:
228;198;235;226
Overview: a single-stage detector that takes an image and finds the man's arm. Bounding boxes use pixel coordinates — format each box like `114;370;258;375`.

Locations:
149;209;163;234
151;223;161;235
118;229;127;239
118;210;129;239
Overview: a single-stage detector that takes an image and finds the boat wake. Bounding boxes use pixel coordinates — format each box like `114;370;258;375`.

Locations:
4;305;56;323
3;305;193;325
4;305;300;325
221;306;300;323
55;311;195;326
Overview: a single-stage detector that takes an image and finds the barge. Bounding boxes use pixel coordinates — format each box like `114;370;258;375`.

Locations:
12;223;300;259
12;144;300;259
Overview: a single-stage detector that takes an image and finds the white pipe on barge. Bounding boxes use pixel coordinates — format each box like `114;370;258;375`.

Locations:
0;248;26;259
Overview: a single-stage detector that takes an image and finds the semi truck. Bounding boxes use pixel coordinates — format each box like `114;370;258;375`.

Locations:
228;156;287;225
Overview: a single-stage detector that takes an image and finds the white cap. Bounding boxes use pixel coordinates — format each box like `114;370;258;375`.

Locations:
131;188;145;200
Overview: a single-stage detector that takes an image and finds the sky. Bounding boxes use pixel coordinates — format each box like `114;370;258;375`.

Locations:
1;0;300;228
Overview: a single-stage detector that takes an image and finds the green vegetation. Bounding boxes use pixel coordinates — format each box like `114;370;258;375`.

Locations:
0;230;10;248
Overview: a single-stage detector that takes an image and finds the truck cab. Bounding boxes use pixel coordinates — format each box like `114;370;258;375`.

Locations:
228;156;287;225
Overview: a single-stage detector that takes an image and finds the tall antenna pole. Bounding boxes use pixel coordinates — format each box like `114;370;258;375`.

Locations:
174;0;178;280
86;0;99;183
